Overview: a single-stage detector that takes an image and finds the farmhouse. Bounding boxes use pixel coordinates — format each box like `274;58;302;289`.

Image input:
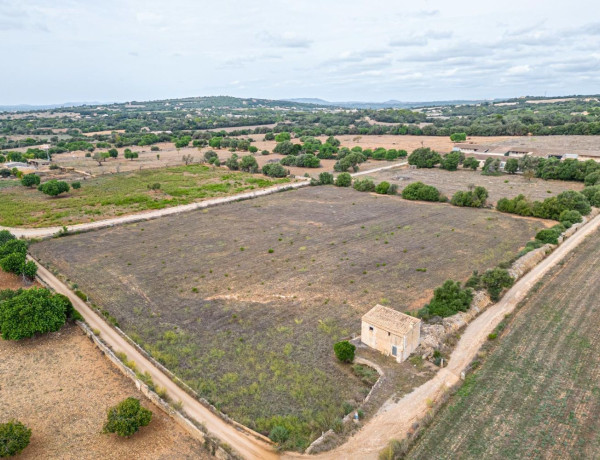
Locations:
361;304;421;363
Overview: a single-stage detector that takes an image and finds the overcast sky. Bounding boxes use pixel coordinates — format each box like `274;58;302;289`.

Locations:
2;0;600;105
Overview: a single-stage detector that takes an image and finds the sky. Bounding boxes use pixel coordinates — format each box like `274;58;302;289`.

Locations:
1;0;600;105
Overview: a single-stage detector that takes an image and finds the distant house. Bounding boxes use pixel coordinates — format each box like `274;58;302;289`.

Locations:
361;305;421;363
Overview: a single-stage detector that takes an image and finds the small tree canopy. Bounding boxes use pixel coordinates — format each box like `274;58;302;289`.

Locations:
0;420;31;458
103;397;152;437
38;180;70;197
334;340;355;363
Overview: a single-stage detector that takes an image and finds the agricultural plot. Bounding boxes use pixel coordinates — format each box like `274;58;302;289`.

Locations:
31;186;546;449
407;230;600;459
370;166;584;205
0;165;288;227
0;324;208;460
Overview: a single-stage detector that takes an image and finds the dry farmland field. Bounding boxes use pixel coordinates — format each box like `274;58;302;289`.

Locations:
0;165;288;227
30;186;548;449
369;166;584;205
0;323;208;460
407;229;600;460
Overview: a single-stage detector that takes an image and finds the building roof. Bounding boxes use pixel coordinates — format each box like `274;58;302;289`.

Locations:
362;304;420;337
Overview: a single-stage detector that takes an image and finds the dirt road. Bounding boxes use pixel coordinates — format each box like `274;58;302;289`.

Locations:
31;259;278;460
285;212;600;460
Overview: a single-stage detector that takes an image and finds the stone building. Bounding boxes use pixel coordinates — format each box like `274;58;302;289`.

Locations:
361;304;421;363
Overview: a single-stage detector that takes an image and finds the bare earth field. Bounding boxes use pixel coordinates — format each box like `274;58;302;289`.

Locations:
0;324;209;460
473;135;600;157
367;166;584;205
407;229;600;459
30;186;546;448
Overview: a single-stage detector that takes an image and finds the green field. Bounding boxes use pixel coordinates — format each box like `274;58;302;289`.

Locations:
407;230;600;459
0;165;289;227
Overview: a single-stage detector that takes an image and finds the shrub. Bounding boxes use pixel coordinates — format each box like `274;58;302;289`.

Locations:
440;152;462;171
375;181;391;194
0;231;15;246
555;190;591;216
204;150;218;162
481;268;514;301
335;172;352;187
108;148;118;158
408;147;441;168
333;340;355;363
584;171;600;186
37;180;70;197
505;158;519;174
261;149;270;155
71;181;81;189
420;280;473;318
269;425;289;444
451;186;488;208
353;178;375;192
0;420;31;457
535;227;562;245
334;152;365;172
462;157;479;170
294;153;320;168
103;397;152;437
581;185;600;207
240;155;258;173
274;132;291;142
450;132;467;142
559;209;582;226
248;145;258;153
21;173;40;188
262;163;288;178
318;172;334;185
150;146;160;152
401;182;444;202
0;288;68;340
225;154;239;171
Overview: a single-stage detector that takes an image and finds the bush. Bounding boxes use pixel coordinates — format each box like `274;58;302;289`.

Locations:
204;150;218;162
555;190;591;216
408;147;441;168
269;425;289;444
38;180;70;197
584;171;600;186
0;288;69;340
420;280;473;318
21;173;40;188
451;186;488;208
274;132;291;142
150;146;160;152
103;397;152;437
334;340;355;363
535;227;562;245
505;158;519;174
334;152;365;172
462;157;479;170
581;185;600;207
262;163;288;178
240;155;258;173
318;172;334;185
375;181;390;194
353;178;375;192
225;154;239;170
261;149;270;155
335;172;352;187
108;148;118;158
294;153;320;168
401;182;444;202
559;209;582;226
450;132;467;142
0;231;15;246
71;181;81;189
481;268;514;301
439;152;462;171
0;420;31;457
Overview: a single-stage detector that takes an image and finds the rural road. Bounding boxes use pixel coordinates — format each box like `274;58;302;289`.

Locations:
285;211;600;460
31;259;278;460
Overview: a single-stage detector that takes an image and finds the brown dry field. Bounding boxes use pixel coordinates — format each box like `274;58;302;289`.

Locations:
30;186;547;446
483;135;600;157
367;166;584;205
0;271;41;290
0;324;209;460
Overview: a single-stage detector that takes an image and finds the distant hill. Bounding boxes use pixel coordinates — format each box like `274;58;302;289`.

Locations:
285;98;499;109
0;102;107;112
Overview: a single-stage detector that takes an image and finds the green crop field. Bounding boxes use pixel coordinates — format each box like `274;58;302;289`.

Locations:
407;230;600;459
0;165;288;227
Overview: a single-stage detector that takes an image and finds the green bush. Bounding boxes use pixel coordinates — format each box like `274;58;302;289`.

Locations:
408;147;441;168
225;154;239;171
335;172;352;187
269;425;289;444
450;132;467;142
375;181;391;194
420;280;473;318
38;179;70;197
559;209;582;226
440;152;462;171
353;178;375;192
401;182;445;202
262;163;288;178
240;155;258;173
462;157;479;170
0;420;31;457
0;231;15;246
103;397;152;437
318;172;334;185
581;185;600;207
481;268;514;301
333;340;355;363
71;181;81;190
21;173;40;188
584;171;600;186
535;227;562;245
0;288;69;340
451;186;488;208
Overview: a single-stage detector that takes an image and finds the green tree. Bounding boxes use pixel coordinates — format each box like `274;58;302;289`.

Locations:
333;341;355;363
462;157;479;170
0;288;69;340
481;268;514;301
318;172;334;185
440;152;462;171
0;420;31;458
225;154;240;171
275;132;291;142
401;182;444;202
108;148;118;158
375;181;391;194
422;280;473;318
408;147;441;168
353;178;375;192
103;398;152;437
334;172;352;187
504;158;519;174
37;180;70;197
0;231;15;246
269;425;289;444
124;150;138;160
450;132;467;142
20;173;40;188
262;163;288;178
240;155;258;173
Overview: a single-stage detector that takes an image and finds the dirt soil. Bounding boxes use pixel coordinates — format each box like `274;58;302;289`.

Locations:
367;166;584;205
0;271;41;290
0;324;209;460
29;186;546;447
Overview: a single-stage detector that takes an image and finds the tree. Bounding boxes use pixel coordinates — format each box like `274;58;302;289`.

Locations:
559;209;582;226
462;157;479;170
481;268;514;301
0;231;15;246
0;288;69;340
505;158;519;174
92;151;109;166
108;148;118;158
451;186;489;208
440;152;461;171
71;181;81;190
401;182;444;202
0;420;31;457
225;154;240;170
335;172;352;187
262;163;288;178
408;147;441;168
182;154;193;165
204;150;218;163
240;155;258;173
318;172;334;185
124;150;138;160
421;280;473;318
450;132;467;142
353;178;375;192
273;141;295;155
269;425;289;444
274;132;291;142
334;340;355;363
20;173;40;188
37;180;70;197
103;397;152;437
555;190;591;216
375;181;391;194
